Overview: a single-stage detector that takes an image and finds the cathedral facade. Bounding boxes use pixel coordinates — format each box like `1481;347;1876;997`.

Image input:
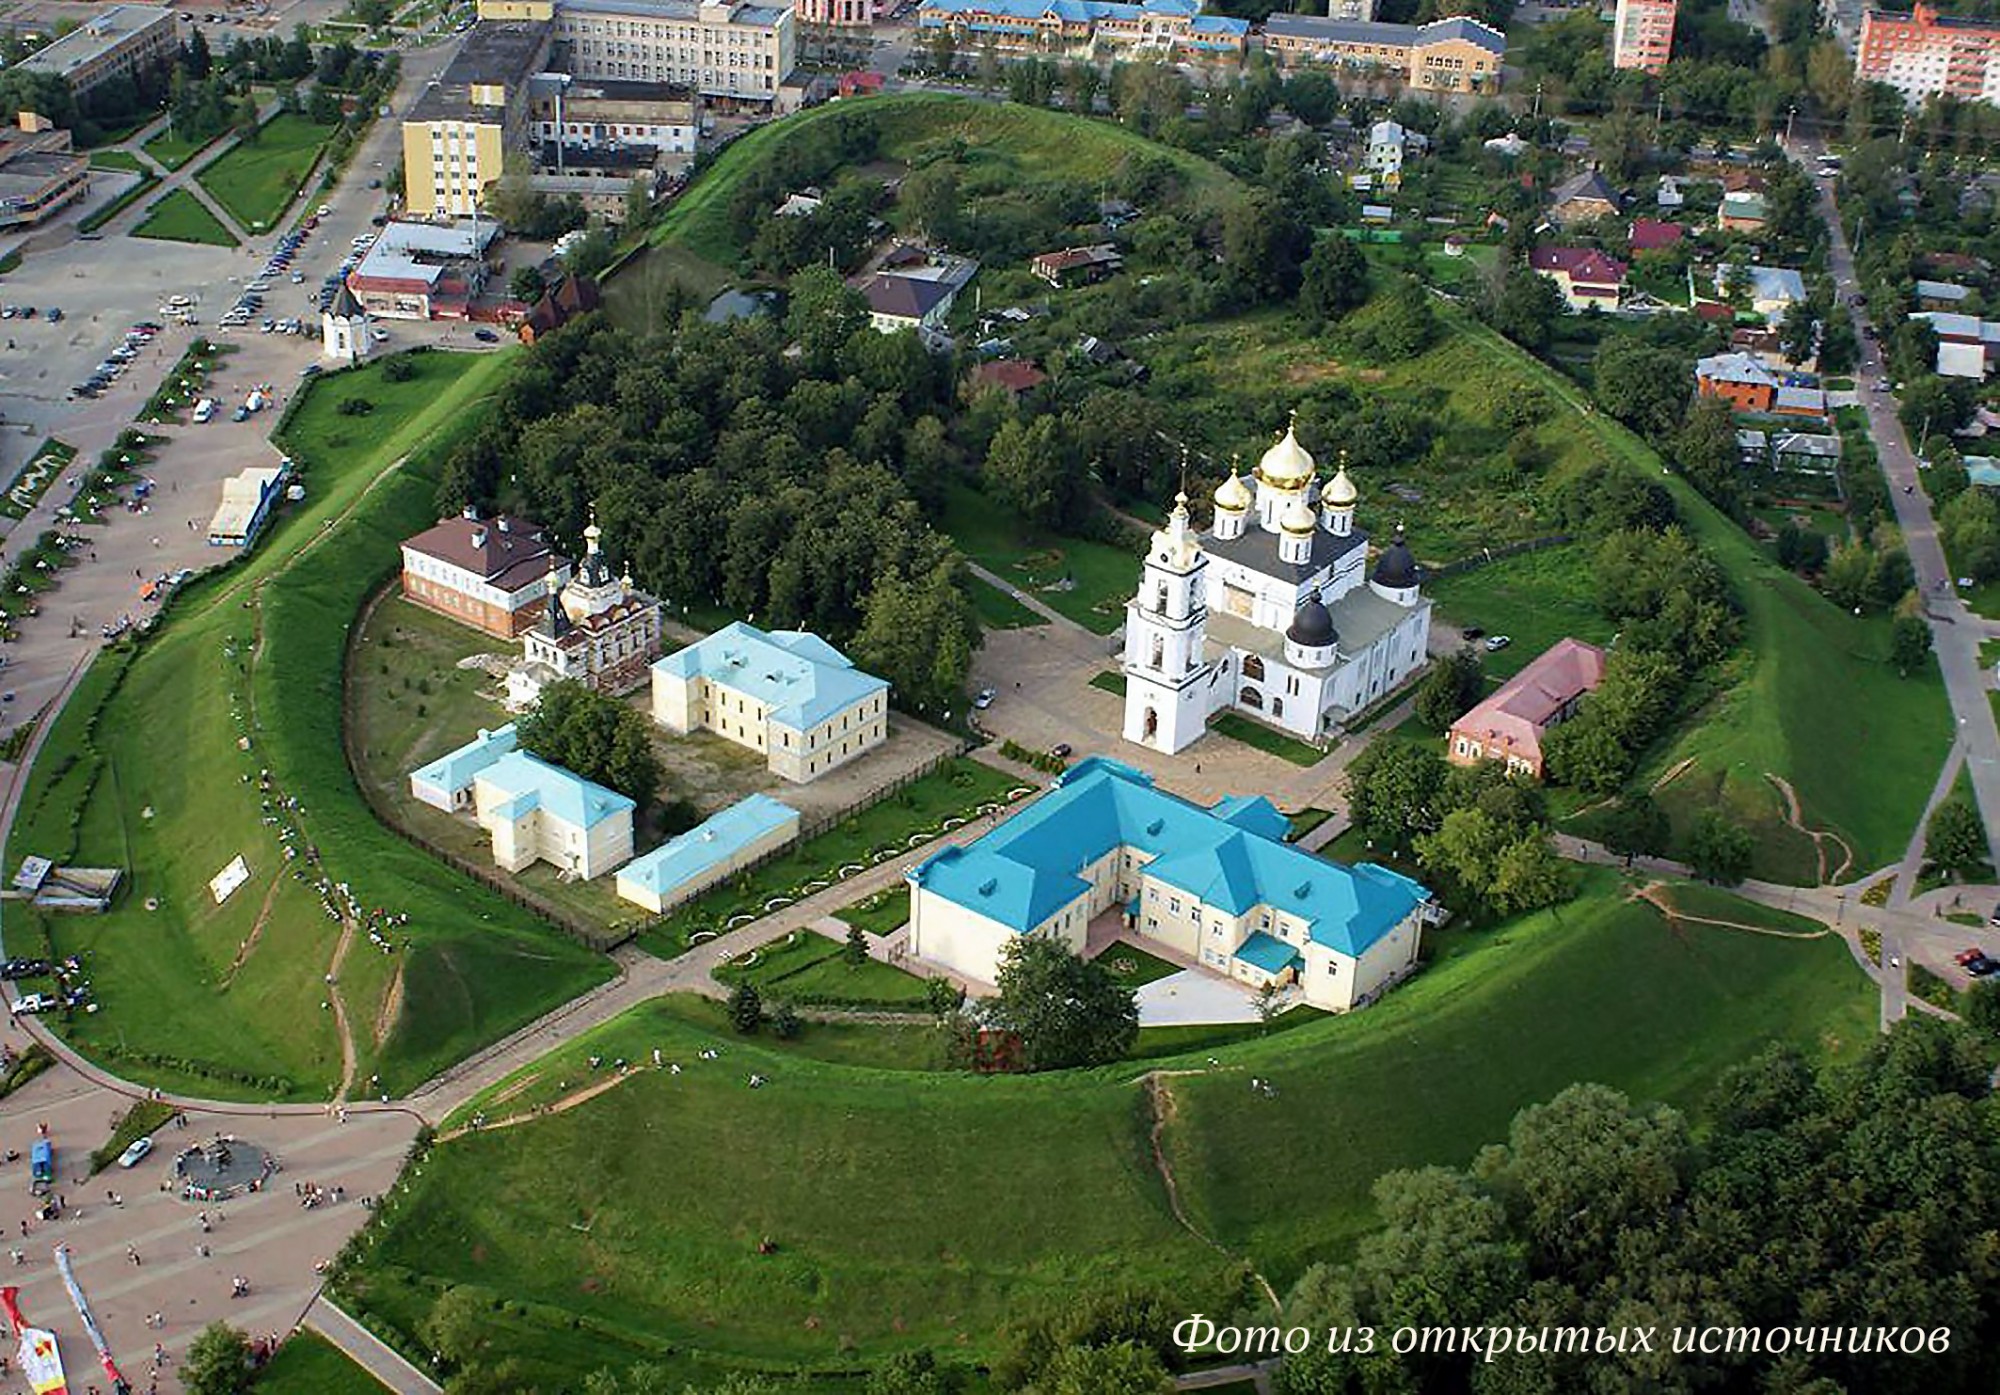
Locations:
505;515;663;709
1121;417;1432;756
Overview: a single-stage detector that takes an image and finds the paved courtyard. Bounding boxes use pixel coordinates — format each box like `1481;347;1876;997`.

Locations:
0;1049;416;1393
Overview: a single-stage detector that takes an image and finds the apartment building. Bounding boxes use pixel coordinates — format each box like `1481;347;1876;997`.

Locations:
480;0;795;106
19;4;178;99
401;20;552;217
1260;14;1505;92
1612;0;1676;71
1858;3;2000;105
916;0;1250;59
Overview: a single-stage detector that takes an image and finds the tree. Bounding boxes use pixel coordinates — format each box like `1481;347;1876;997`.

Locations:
181;1322;253;1395
1926;800;1987;879
1593;339;1692;439
1779;298;1818;366
770;1000;802;1040
844;921;869;968
1892;612;1933;676
1485;264;1566;352
564;226;617;280
1671;395;1744;515
509;265;546;304
901;162;963;244
727;980;762;1034
923;976;963;1019
306;84;341;125
1414;647;1482;730
1037;1341;1174;1395
1355;279;1435;361
624;175;652;229
1344;741;1447;853
849;559;980;719
1684;808;1752;884
866;1350;963;1395
1298;234;1369;327
988;938;1138;1071
984;415;1087;530
1964;979;2000;1038
1220;189;1308;306
1942;486;2000;583
515;679;663;804
787;264;869;376
1602;794;1671;863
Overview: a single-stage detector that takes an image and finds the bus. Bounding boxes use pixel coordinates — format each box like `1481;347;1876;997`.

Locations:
29;1139;51;1195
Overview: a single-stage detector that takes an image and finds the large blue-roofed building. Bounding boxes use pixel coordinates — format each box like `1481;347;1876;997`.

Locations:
407;723;636;880
907;757;1435;1010
651;622;891;783
615;793;802;913
917;0;1248;56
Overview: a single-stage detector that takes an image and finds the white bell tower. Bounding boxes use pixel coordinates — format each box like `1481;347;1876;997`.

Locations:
322;282;370;364
1122;490;1213;755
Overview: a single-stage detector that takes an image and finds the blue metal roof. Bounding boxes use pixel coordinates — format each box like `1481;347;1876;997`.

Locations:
908;757;1428;954
409;725;518;798
1233;930;1301;974
473;751;635;832
618;794;799;898
653;622;890;733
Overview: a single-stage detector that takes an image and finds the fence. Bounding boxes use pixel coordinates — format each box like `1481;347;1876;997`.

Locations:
1421;533;1573;582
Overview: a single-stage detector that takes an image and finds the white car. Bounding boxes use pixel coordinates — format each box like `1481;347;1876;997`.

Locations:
117;1136;153;1168
1483;635;1511;651
973;687;996;709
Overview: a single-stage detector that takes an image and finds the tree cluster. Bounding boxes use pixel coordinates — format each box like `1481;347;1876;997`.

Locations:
514;679;663;805
1274;1019;2000;1394
980;938;1138;1071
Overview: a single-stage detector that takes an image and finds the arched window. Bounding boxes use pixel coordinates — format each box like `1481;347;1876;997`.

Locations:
1271;697;1285;719
1150;635;1164;669
1239;686;1263;710
1242;654;1266;682
1143;709;1159;740
1154;582;1169;613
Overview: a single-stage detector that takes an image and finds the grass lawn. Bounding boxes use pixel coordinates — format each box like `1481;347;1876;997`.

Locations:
1209;711;1324;766
1089;670;1126;697
87;149;144;173
8;352;610;1102
940;482;1138;635
1427;544;1618;681
832;883;909;936
141;129;214;171
0;439;76;522
638;757;1030;955
256;1330;389;1393
1287;807;1334;842
131;188;238;247
713;928;935;1008
967;573;1046;629
1442;311;1953;881
195;113;336;232
345;870;1870;1388
1095;939;1181;987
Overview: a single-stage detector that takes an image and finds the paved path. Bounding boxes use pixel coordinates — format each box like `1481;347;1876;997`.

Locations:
1797;137;2000;872
305;1294;442;1394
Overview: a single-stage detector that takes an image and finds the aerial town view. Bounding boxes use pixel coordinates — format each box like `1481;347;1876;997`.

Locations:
0;0;1993;1385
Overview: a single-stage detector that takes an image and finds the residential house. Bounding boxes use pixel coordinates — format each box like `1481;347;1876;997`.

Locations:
1736;428;1770;465
1696;350;1828;416
1718;189;1768;231
1715;263;1807;325
906;757;1437;1011
1365;118;1416;186
1913;310;2000;378
1030;243;1124;288
400;509;568;639
1483;132;1529;158
1917;278;1973;308
651;622;891;783
1629;217;1684;253
1773;431;1843;472
1446;638;1606;781
1548;169;1623;227
1730;324;1805;370
856;272;957;335
1657;174;1686;210
517;274;602;344
1529;246;1628;311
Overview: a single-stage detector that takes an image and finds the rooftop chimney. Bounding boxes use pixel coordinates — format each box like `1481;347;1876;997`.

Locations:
471;527;488;549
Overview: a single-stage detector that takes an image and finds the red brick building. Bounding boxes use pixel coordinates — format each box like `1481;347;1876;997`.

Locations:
400;511;570;638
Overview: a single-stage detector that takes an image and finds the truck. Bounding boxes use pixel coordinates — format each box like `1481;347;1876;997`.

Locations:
29;1138;51;1194
192;398;216;424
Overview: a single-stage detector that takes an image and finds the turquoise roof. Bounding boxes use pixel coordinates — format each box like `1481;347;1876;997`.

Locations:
1234;930;1302;974
409;724;518;797
473;751;635;832
908;757;1429;954
653;622;889;733
617;794;800;897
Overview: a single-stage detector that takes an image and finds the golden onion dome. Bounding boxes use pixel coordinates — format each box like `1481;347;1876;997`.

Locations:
1325;462;1358;507
1257;415;1316;489
1278;494;1318;535
1214;469;1252;513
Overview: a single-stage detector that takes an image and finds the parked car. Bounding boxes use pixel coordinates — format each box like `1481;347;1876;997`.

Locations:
1957;947;1986;966
45;308;61;322
117;1136;153;1168
11;993;49;1014
973;687;996;709
1461;626;1485;640
1;958;49;979
473;328;499;343
1971;956;2000;977
1050;742;1073;759
1483;635;1511;651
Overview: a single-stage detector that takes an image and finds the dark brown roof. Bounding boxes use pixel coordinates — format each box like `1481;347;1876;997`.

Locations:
524;274;603;337
403;514;567;593
967;360;1048;395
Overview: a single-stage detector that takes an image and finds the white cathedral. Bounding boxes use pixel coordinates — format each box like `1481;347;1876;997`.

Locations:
1121;415;1432;756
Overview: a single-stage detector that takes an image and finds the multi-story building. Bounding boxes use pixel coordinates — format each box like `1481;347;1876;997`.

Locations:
19;4;178;100
796;0;880;25
528;74;697;154
1259;14;1505;92
347;218;500;318
0;124;89;231
401;21;552;218
916;0;1250;59
400;509;570;638
1858;3;2000;106
1612;0;1676;72
408;724;636;880
908;758;1438;1011
481;0;795;106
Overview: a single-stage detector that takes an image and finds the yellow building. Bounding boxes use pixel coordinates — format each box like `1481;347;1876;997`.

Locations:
400;21;550;218
1259;13;1504;92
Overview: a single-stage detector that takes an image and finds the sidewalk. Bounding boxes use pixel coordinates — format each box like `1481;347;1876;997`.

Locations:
306;1295;443;1394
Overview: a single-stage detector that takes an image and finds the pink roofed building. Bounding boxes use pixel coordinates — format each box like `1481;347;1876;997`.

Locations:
1629;218;1685;253
1528;246;1628;312
1447;637;1608;781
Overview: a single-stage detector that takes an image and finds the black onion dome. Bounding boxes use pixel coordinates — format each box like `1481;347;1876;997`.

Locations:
1371;531;1419;589
1286;595;1336;647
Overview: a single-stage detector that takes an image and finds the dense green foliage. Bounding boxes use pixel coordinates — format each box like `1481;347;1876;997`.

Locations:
985;938;1139;1071
515;679;662;805
1274;1019;2000;1394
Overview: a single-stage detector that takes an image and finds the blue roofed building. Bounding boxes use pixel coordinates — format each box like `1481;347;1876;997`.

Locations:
615;793;802;913
907;756;1436;1010
916;0;1249;56
651;622;891;783
469;750;636;880
408;725;521;812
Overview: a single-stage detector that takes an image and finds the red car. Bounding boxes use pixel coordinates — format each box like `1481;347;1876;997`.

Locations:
1957;948;1987;967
